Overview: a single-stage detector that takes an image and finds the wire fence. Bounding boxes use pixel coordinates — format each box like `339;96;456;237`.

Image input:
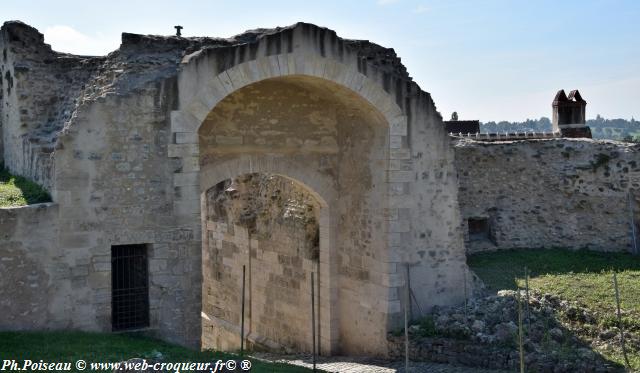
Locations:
400;264;636;372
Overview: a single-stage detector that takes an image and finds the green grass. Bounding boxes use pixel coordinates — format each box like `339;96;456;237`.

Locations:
468;248;640;370
0;331;312;372
0;165;51;207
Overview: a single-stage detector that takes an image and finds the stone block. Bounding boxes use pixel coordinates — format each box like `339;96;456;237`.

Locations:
389;135;403;149
175;132;198;144
390;116;408;136
215;136;243;145
168;143;199;158
71;265;89;277
59;233;92;249
390;148;411;160
173;172;199;187
389;171;413;183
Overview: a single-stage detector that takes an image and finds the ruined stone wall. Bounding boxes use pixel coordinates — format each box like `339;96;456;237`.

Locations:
0;203;58;330
455;138;640;253
0;20;470;355
0;21;239;346
51;75;204;345
0;22;103;191
202;174;320;352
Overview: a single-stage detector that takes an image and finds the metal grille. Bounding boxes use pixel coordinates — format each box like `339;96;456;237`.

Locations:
111;244;149;331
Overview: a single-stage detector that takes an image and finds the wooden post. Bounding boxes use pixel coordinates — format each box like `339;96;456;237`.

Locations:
240;265;246;355
311;272;316;372
613;272;631;369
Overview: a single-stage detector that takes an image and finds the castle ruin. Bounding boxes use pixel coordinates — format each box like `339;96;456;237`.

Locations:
1;21;638;356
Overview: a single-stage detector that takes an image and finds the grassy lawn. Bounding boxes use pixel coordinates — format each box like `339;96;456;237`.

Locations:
0;165;50;207
0;331;312;372
468;248;640;370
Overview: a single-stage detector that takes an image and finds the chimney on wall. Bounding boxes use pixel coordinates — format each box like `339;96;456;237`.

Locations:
552;89;592;138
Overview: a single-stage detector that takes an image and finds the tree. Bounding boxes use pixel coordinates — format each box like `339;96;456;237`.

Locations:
451;111;459;121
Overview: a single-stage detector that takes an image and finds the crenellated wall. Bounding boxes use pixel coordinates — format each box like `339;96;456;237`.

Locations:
455;138;640;253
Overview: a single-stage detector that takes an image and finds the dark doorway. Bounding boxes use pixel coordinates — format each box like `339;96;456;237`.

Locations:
468;218;492;242
111;244;149;331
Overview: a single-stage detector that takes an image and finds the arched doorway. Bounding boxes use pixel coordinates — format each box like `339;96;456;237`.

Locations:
201;173;324;353
197;75;390;355
167;23;470;355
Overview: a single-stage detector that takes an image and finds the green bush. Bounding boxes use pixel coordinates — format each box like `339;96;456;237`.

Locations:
0;164;51;207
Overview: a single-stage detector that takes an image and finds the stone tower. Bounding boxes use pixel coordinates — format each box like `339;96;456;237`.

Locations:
552;89;592;138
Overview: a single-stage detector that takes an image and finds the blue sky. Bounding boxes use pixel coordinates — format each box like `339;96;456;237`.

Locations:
3;0;639;121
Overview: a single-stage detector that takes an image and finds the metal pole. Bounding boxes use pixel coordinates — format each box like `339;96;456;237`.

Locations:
463;268;468;325
240;265;246;355
311;272;316;372
524;266;531;330
407;265;413;319
613;272;631;369
517;289;525;373
628;193;638;255
404;264;410;373
409;288;423;316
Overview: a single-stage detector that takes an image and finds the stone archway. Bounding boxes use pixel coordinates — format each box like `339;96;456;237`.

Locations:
198;155;337;354
200;171;330;354
169;23;468;356
195;75;390;355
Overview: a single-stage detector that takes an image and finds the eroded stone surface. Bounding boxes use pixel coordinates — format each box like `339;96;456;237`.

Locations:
455;138;640;253
202;174;320;353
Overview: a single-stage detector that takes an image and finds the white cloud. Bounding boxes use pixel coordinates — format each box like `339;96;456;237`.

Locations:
44;25;119;56
413;5;429;13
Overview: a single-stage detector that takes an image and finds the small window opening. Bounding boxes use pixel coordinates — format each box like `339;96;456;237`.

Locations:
111;244;149;331
468;218;491;241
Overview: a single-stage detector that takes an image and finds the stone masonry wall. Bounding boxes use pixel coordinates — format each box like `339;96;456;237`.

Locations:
0;22;103;191
455;138;640;253
0;203;58;330
0;21;236;346
202;174;320;353
51;75;203;345
175;23;469;355
0;20;470;355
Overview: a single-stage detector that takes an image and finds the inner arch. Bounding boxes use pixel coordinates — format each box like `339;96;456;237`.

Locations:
201;173;322;352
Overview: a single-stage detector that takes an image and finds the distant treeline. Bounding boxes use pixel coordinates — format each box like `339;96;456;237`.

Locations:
480;116;640;141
